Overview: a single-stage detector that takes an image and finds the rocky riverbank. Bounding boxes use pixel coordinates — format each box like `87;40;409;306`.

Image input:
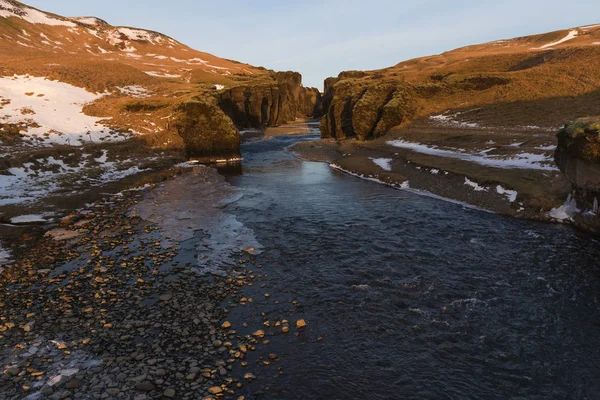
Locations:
291;120;572;222
0;165;308;400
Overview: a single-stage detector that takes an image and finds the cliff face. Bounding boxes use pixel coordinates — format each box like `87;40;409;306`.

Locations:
218;72;322;129
320;75;417;140
555;118;600;208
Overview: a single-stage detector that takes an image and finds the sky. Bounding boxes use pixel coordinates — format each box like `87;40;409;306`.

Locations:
26;0;600;89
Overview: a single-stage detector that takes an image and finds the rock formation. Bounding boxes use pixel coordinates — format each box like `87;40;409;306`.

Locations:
320;75;417;140
218;71;321;129
555;118;600;213
174;100;241;160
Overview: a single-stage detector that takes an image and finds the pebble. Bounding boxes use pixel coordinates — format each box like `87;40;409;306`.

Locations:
296;319;307;329
135;381;155;391
208;386;223;394
164;388;176;398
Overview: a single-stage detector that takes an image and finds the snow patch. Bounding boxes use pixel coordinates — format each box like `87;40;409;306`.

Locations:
11;214;50;224
369;157;392;171
72;17;102;26
430;111;480;129
548;195;579;222
144;71;181;78
0;75;120;146
496;185;518;202
464;177;487;192
0;1;76;27
387;139;557;171
214;84;225;90
118;27;164;44
537;30;579;49
116;85;151;98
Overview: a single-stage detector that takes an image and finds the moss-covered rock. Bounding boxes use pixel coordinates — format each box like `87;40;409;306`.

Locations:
174;100;240;160
217;71;321;129
555;117;600;212
320;77;417;140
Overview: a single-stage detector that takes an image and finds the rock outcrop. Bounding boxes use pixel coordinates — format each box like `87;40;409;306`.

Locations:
169;71;322;160
320;74;417;140
174;100;240;160
555;118;600;209
218;71;322;129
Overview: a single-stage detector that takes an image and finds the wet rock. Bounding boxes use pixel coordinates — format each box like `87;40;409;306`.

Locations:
208;386;223;394
66;378;83;389
135;381;155;391
296;319;307;329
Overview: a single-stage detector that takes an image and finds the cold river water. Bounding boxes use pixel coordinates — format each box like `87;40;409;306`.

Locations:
204;133;600;399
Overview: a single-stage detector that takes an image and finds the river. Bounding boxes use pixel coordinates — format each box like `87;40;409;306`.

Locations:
207;132;600;399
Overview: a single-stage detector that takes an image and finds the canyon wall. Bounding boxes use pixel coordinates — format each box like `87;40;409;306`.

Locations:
218;71;322;129
555;118;600;232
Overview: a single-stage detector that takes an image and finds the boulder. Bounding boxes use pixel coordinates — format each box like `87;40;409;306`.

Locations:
174;100;240;161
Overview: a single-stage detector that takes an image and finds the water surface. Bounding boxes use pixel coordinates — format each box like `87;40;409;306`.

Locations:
220;134;600;399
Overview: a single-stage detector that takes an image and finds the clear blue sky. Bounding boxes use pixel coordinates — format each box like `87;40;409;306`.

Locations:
27;0;600;89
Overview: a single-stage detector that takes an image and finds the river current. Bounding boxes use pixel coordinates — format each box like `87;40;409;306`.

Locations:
210;133;600;399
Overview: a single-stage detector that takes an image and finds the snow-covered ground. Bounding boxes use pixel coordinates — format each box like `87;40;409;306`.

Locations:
116;85;151;98
536;30;579;49
369;157;392;171
0;151;153;206
0;0;76;27
496;185;518;202
429;112;481;129
0;75;127;146
387;139;557;171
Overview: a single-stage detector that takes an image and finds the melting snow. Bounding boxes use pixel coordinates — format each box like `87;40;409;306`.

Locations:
72;17;102;26
548;195;579;221
496;185;518;202
0;1;76;27
369;157;393;171
144;71;181;78
117;27;163;44
580;24;600;30
430;112;480;129
0;75;119;145
537;30;579;49
11;214;51;224
464;177;487;192
387;140;557;171
116;85;151;98
0;153;154;206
